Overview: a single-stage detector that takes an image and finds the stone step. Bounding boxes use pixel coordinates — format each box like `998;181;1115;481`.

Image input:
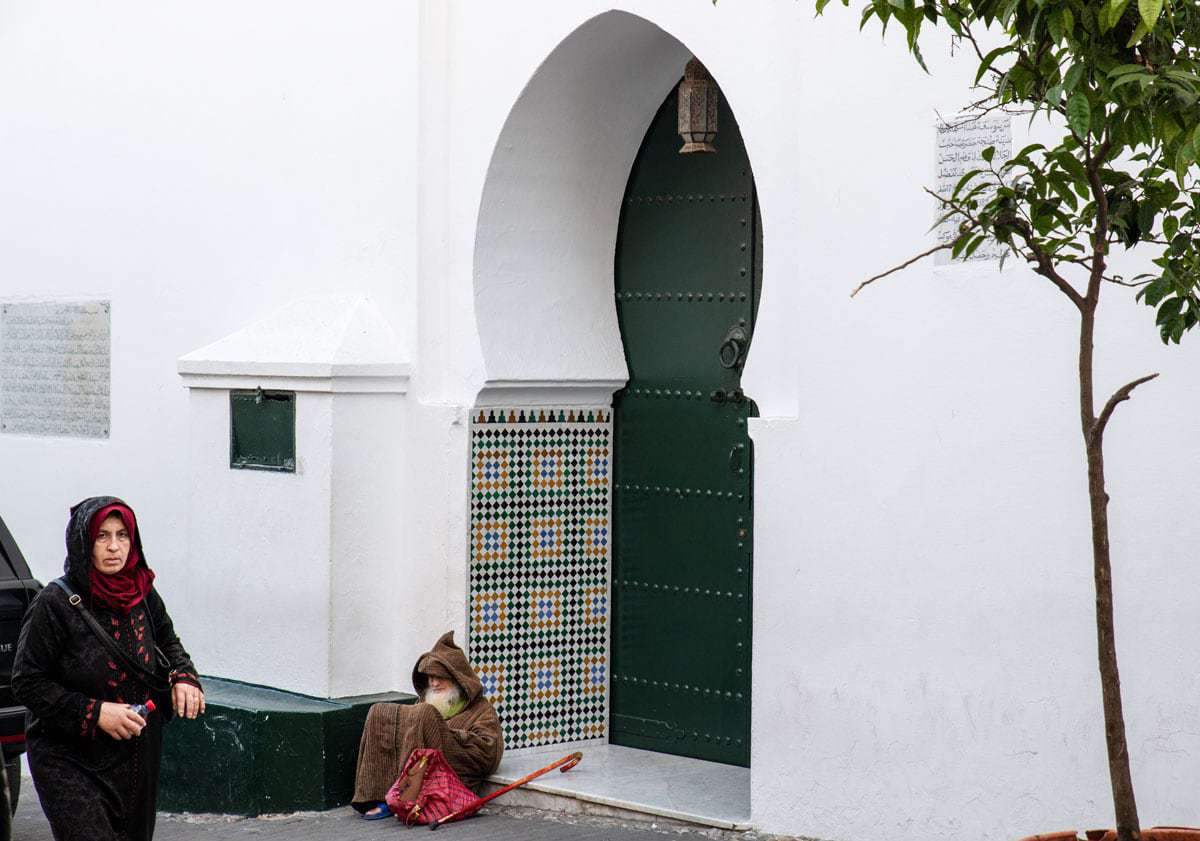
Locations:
483;743;752;831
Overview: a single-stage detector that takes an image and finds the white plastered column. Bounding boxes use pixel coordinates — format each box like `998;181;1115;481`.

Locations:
177;296;410;698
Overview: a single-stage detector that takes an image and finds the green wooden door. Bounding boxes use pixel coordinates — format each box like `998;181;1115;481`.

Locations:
611;84;758;767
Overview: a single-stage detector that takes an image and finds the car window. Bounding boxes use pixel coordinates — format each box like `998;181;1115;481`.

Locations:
0;516;30;580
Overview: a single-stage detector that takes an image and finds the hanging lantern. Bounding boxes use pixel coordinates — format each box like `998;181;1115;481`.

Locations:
677;58;718;154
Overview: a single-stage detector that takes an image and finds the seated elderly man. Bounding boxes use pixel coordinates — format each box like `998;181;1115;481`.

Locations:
352;631;503;818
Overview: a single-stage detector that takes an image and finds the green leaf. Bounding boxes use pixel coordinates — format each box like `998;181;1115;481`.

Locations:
1064;64;1085;93
1175;142;1192;184
1137;201;1157;236
964;233;987;257
1100;0;1131;33
1108;63;1150;78
1163;215;1179;240
975;46;1013;84
1156;295;1184;325
982;145;996;163
1047;11;1064;41
951;231;972;259
1067;93;1091;138
1137;0;1163;29
1111;73;1152;90
952;168;984;197
1160;116;1182;147
1139;277;1170;305
1126;18;1150;47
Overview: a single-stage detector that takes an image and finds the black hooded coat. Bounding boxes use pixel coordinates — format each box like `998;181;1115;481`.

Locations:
12;496;201;841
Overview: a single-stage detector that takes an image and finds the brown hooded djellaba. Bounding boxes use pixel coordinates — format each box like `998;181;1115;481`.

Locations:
351;631;502;809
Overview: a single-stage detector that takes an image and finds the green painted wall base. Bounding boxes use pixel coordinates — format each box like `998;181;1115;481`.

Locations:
159;677;415;815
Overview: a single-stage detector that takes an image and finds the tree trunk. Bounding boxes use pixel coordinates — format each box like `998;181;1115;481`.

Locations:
1079;304;1141;841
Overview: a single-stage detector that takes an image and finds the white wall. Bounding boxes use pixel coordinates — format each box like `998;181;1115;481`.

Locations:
329;394;406;698
746;10;1200;839
451;3;1200;838
0;0;419;690
181;388;333;695
2;0;1198;838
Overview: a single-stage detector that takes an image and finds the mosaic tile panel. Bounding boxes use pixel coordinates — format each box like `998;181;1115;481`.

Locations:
468;407;611;750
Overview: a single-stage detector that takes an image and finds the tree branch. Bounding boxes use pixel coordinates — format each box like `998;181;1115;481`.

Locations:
1086;137;1112;305
1102;276;1152;288
959;23;988;64
1004;217;1087;310
850;243;952;297
1089;373;1160;448
923;186;1085;310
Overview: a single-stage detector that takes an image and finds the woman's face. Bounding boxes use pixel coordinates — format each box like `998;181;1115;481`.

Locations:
91;514;131;576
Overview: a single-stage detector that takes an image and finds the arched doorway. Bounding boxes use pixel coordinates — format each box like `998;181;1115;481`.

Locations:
467;13;776;779
612;76;759;767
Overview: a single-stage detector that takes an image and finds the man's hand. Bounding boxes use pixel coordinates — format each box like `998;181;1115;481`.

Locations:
97;702;145;740
173;683;205;719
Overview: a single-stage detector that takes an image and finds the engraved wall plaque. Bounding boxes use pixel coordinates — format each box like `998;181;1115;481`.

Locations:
935;115;1012;264
1;301;111;439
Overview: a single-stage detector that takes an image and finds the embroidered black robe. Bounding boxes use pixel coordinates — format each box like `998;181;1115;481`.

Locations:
12;496;200;841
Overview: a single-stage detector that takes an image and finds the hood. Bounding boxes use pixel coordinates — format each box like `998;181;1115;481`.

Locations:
412;631;484;704
63;496;152;596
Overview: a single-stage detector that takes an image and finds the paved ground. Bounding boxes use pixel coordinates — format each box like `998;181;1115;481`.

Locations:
13;787;781;841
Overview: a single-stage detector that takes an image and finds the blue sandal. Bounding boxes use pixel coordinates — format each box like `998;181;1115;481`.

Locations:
362;802;392;820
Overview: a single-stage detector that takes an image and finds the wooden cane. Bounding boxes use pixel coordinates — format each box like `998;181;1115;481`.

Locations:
428;751;583;830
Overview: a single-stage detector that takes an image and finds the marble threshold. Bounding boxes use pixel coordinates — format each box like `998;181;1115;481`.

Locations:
484;742;752;831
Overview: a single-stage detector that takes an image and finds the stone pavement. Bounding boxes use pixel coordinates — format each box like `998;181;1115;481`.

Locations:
13;789;774;841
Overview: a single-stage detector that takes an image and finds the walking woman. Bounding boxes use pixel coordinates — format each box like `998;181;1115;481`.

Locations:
13;496;204;841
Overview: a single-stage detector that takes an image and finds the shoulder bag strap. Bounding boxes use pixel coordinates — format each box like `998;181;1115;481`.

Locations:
51;578;170;693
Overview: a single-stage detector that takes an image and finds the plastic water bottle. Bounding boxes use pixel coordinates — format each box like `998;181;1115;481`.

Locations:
129;699;156;719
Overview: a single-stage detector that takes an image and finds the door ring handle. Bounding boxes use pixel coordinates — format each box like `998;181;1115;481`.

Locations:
728;442;746;474
719;327;748;369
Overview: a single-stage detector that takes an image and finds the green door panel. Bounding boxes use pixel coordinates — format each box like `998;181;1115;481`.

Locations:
611;82;757;767
615;395;753;491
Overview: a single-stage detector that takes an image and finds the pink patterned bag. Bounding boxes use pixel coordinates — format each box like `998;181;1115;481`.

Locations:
385;748;479;826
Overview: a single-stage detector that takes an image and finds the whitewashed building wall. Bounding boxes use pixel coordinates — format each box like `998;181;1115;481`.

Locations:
1;2;1197;839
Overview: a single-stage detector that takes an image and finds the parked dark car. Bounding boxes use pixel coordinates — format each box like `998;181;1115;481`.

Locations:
0;513;42;819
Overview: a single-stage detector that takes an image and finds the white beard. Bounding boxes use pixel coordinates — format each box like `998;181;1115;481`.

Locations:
423;684;465;718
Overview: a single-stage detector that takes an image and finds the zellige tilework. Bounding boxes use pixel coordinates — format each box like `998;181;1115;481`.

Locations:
468;408;611;750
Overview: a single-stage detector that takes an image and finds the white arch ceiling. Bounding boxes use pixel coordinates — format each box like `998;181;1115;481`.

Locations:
472;11;690;403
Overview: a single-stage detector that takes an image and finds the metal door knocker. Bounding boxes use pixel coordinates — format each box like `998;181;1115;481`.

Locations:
719;326;749;369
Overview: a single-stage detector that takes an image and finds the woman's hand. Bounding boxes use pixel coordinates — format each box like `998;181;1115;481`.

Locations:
173;683;205;719
97;702;145;740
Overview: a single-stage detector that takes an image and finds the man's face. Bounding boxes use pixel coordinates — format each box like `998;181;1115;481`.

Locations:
426;675;453;694
422;673;464;717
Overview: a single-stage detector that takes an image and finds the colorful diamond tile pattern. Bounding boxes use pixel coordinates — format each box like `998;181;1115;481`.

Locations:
469;407;611;750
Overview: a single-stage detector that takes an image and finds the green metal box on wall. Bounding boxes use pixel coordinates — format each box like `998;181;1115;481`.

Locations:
159;678;414;815
230;389;296;472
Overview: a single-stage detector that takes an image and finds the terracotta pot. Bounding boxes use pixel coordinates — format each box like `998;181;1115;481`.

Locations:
1020;829;1200;841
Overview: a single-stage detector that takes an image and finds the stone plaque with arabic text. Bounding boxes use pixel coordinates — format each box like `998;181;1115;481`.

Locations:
935;115;1012;264
1;301;111;438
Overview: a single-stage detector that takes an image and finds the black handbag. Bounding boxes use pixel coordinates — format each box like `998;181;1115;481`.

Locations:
51;577;174;715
